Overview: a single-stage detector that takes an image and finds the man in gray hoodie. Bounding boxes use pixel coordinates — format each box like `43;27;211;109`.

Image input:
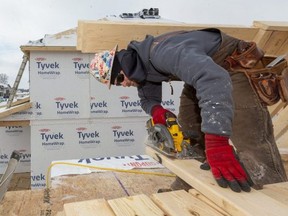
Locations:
90;28;287;192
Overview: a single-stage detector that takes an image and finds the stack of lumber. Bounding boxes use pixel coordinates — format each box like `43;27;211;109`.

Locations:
54;146;288;216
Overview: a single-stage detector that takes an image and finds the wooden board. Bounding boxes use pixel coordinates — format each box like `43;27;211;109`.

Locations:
77;20;258;53
260;182;288;205
0;170;175;216
108;194;165;216
253;21;288;31
189;189;231;216
271;106;288;147
63;190;230;216
0;120;30;127
151;189;224;216
146;146;288;216
0;102;32;119
64;198;115;216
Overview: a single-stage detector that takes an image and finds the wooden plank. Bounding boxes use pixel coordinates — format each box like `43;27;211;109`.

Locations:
277;133;288;148
146;146;288;216
252;29;273;49
151;189;225;216
260;182;288;205
268;101;286;118
253;21;288;31
77;20;258;53
279;148;288;161
271;106;288;144
189;189;231;216
276;36;288;55
20;46;76;52
0;102;32;119
64;198;116;216
108;194;165;216
261;31;288;55
0;120;30;127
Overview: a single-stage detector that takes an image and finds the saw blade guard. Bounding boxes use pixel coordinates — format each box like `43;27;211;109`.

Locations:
149;124;175;149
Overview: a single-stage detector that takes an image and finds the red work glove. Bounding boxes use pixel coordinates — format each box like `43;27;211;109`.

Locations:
205;133;251;192
151;105;176;125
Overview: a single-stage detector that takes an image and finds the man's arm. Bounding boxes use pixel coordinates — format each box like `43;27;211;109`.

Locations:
137;81;163;115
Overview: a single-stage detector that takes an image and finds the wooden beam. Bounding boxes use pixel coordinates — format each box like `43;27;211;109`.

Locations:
253;21;288;31
0;102;32;119
0;120;30;127
21;46;76;52
146;146;288;216
77;20;258;53
261;31;288;55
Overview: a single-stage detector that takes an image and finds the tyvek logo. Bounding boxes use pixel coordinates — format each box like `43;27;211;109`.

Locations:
161;99;176;112
54;97;80;116
119;96;143;114
18;149;31;162
112;125;135;145
72;57;89;78
5;126;23;135
90;96;108;115
76;127;101;148
35;57;61;79
31;172;46;188
39;128;65;150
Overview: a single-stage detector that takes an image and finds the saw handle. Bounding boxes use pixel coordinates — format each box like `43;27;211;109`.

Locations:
151;105;176;126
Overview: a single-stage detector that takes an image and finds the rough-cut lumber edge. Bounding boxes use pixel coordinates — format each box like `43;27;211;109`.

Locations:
0;102;32;119
146;146;288;216
151;189;225;216
108;194;164;216
259;182;288;205
254;21;288;31
64;198;115;216
189;189;231;216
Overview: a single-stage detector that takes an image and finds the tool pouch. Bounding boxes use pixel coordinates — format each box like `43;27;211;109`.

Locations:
226;41;265;69
245;56;288;106
225;41;288;106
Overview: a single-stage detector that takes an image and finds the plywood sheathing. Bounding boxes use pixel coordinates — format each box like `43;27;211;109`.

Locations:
0;169;176;215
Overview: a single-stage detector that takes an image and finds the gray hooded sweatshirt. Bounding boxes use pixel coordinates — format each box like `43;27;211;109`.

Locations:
117;29;234;136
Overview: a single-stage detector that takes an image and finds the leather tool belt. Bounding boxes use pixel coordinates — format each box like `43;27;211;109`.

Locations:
224;41;288;106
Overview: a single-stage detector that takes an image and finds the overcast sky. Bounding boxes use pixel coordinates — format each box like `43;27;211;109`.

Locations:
1;0;288;89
